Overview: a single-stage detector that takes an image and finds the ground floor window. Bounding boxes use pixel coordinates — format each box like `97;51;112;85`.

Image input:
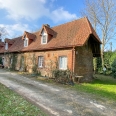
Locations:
38;56;44;68
59;56;67;70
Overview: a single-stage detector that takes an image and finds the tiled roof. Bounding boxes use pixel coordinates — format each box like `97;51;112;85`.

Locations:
0;36;24;53
0;17;101;53
5;38;15;44
0;42;4;47
22;31;36;40
22;17;101;51
39;25;56;36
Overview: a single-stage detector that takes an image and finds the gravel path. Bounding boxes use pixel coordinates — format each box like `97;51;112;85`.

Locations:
0;69;116;116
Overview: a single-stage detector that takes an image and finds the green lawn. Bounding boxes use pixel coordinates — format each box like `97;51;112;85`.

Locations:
0;83;47;116
73;74;116;101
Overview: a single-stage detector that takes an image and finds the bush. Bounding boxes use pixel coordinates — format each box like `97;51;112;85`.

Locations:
0;57;2;64
111;59;116;78
52;69;73;85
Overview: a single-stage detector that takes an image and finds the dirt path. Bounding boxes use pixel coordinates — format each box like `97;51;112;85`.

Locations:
0;69;116;116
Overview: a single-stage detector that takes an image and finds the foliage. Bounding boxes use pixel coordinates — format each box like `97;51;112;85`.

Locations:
19;55;27;72
111;59;116;78
104;51;113;69
52;69;74;85
32;64;38;74
10;54;18;70
0;57;2;64
0;83;47;116
96;51;116;75
32;54;38;74
96;57;102;72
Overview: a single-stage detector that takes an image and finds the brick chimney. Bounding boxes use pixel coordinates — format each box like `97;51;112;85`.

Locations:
45;24;50;28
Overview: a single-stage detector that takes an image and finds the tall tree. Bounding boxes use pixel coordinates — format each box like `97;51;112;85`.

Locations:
82;0;116;68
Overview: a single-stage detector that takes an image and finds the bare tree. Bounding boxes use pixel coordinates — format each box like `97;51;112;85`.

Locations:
82;0;116;67
0;27;8;41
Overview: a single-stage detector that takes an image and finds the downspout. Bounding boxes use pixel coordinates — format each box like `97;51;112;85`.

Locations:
72;47;75;73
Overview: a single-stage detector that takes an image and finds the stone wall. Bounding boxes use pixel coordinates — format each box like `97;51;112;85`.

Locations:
75;45;93;82
1;45;94;82
24;49;73;77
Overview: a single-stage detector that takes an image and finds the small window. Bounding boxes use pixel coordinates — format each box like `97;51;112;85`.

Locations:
5;43;8;50
38;56;44;68
24;38;28;47
42;35;47;44
41;30;47;44
59;56;67;70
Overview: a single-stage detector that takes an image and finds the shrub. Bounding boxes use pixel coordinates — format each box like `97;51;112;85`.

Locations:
0;57;2;64
111;59;116;78
52;69;73;85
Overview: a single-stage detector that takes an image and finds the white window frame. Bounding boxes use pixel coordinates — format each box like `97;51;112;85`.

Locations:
38;56;44;68
59;56;67;70
24;37;28;47
41;30;47;44
5;43;8;50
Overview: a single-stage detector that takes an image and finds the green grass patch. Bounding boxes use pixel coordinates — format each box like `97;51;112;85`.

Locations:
0;83;47;116
73;74;116;101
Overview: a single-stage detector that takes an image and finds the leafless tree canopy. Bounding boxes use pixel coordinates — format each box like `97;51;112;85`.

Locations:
82;0;116;66
0;27;8;40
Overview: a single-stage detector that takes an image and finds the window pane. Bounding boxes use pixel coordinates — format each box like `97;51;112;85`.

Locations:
42;35;47;44
59;56;67;70
38;56;44;67
24;38;28;47
5;43;8;50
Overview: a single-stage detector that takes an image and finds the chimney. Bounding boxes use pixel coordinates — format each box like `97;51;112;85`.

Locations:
45;24;50;28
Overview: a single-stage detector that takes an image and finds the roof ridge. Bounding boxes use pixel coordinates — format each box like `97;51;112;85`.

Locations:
84;17;93;34
52;17;86;29
85;17;102;43
32;17;86;34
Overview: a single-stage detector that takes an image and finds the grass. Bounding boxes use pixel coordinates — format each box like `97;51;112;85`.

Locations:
0;83;47;116
73;74;116;101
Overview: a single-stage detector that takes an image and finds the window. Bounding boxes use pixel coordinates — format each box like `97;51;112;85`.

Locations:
24;38;28;47
5;43;8;50
59;56;67;70
38;56;44;68
42;35;47;44
41;31;47;44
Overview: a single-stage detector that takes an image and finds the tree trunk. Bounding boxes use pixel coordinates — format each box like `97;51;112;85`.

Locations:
93;58;97;74
101;43;104;68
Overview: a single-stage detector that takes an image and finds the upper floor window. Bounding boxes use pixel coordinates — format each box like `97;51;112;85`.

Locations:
59;56;67;70
24;38;28;47
41;30;47;44
5;43;8;50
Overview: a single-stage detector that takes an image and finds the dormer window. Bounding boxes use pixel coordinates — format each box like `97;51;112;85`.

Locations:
41;30;47;44
5;43;8;50
24;38;28;47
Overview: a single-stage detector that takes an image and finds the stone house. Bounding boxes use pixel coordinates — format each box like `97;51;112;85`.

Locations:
0;17;101;82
